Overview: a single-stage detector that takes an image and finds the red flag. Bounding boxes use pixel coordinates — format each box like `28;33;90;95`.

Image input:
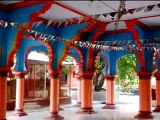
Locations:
145;5;155;12
128;9;135;14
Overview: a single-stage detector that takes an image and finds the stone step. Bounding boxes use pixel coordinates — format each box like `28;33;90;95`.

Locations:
24;102;41;110
24;102;38;106
24;104;41;110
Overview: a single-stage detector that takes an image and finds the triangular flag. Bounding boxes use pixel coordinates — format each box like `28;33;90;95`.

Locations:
93;14;101;20
157;3;160;8
84;17;90;22
4;21;8;28
31;22;37;28
36;21;43;28
135;7;145;12
145;5;155;12
10;22;14;27
109;12;117;20
52;20;58;27
102;13;109;18
58;20;64;27
128;9;135;14
127;40;131;45
64;20;69;26
78;17;84;24
46;20;54;28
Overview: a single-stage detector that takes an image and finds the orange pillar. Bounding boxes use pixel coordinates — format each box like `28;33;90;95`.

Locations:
153;75;160;112
76;77;81;106
0;71;8;120
77;73;95;114
102;75;116;109
45;71;64;120
135;72;153;119
14;72;27;116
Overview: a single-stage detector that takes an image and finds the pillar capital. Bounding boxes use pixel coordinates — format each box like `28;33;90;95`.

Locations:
49;70;61;79
105;74;116;80
12;71;28;78
81;72;93;79
0;67;11;77
137;72;152;79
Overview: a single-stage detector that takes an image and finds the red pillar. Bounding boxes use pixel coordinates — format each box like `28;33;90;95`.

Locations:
45;71;64;120
135;72;153;119
102;75;116;109
77;73;95;114
0;71;8;120
76;77;81;106
153;75;160;112
14;72;27;116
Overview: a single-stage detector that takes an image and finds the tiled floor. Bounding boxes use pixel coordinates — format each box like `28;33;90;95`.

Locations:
7;103;160;120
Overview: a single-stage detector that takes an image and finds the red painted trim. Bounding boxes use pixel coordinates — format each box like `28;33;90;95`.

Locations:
8;23;30;67
23;36;54;73
29;1;53;27
0;1;45;10
58;19;95;72
105;29;132;34
126;20;146;71
133;19;160;30
92;21;107;42
24;45;48;71
69;46;84;74
8;3;53;67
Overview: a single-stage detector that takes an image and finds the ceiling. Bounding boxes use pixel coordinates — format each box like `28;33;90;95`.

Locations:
0;1;160;30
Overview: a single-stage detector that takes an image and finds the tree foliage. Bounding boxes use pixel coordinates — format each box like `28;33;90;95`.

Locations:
117;54;138;92
93;57;105;91
61;56;74;75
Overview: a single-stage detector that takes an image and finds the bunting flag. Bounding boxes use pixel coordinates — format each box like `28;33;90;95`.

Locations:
57;20;64;28
135;7;145;12
31;22;37;28
128;9;135;14
10;22;23;28
46;20;54;28
78;17;84;24
52;20;58;26
64;20;69;26
0;20;8;28
145;5;156;12
102;13;109;18
36;21;43;28
110;12;117;20
158;3;160;8
94;14;101;20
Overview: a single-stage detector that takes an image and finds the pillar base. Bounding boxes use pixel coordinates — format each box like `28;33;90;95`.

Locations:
14;109;27;116
153;106;160;112
76;107;96;114
0;119;6;120
58;107;64;111
74;102;81;107
134;111;153;119
44;112;64;120
102;104;115;109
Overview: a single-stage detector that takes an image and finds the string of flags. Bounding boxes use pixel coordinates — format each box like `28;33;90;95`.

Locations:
31;2;160;27
25;29;69;43
71;39;160;51
90;3;160;20
0;3;159;29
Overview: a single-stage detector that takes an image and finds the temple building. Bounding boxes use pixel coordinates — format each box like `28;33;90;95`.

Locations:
0;1;160;120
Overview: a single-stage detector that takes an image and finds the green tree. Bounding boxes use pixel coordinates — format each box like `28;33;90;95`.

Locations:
117;54;138;92
93;57;105;91
61;56;74;75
